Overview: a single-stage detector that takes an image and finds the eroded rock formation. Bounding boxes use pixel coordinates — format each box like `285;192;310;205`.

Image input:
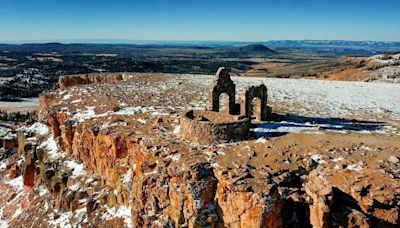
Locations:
1;71;399;227
58;72;125;89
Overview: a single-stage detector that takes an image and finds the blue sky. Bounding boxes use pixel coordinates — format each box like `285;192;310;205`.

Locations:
0;0;399;42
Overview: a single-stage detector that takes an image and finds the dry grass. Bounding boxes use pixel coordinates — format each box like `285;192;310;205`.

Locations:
324;68;370;81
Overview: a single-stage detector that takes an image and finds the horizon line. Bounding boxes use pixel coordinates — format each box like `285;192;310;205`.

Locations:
1;38;400;45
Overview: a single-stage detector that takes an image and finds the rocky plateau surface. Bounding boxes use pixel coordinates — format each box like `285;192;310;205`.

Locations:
1;72;399;227
329;53;400;83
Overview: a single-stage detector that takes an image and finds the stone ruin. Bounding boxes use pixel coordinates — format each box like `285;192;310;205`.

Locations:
209;67;238;115
180;67;272;144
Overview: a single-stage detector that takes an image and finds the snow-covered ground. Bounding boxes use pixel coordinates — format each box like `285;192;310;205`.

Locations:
0;97;38;112
174;74;400;135
234;76;400;120
55;73;400;135
369;53;400;64
187;75;400;121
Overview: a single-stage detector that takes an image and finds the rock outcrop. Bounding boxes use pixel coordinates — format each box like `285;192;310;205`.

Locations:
1;72;399;227
58;72;125;89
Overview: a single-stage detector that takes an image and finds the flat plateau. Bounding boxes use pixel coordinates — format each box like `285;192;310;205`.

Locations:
1;72;399;227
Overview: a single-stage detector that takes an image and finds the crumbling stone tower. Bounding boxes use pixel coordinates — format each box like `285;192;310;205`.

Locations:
209;67;236;114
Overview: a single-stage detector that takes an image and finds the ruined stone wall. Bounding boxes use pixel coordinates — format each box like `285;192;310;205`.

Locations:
208;67;237;115
240;84;270;121
179;110;250;144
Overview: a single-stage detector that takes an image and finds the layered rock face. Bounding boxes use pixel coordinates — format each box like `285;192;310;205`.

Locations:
1;72;399;227
0;111;36;160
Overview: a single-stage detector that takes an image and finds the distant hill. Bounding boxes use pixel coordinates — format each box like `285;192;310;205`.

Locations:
263;40;400;55
324;53;400;82
235;44;275;54
217;44;275;57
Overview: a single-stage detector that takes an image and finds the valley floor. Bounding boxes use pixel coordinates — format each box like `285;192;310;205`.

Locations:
0;97;39;112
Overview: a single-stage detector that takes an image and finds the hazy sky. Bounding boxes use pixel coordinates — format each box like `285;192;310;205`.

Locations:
0;0;399;42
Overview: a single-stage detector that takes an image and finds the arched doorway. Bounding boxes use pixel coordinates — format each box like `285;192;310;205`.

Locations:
219;93;230;113
240;85;268;121
251;97;262;121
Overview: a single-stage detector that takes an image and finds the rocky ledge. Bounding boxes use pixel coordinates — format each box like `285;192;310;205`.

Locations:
1;72;399;227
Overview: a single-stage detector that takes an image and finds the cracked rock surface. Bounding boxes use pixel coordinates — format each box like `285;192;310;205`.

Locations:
1;72;399;227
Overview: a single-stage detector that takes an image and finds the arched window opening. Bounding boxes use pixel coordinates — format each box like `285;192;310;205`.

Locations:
219;93;230;113
251;97;262;121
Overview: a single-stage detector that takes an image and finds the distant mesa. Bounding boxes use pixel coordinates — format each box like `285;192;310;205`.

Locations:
236;44;275;53
21;42;63;45
220;44;275;57
45;42;63;45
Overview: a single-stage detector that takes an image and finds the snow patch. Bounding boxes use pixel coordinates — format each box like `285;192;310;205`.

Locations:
0;126;10;137
0;160;7;172
167;154;181;161
151;111;169;116
114;107;140;115
48;211;73;228
71;99;82;104
39;136;62;161
69;182;81;191
5;175;23;188
101;206;133;228
65;160;87;177
73;109;97;122
137;118;147;124
254;122;316;134
121;170;132;190
310;154;325;164
255;137;267;143
25;122;49;136
173;125;181;135
62;94;73;100
331;156;344;162
345;164;363;172
37;184;48;197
